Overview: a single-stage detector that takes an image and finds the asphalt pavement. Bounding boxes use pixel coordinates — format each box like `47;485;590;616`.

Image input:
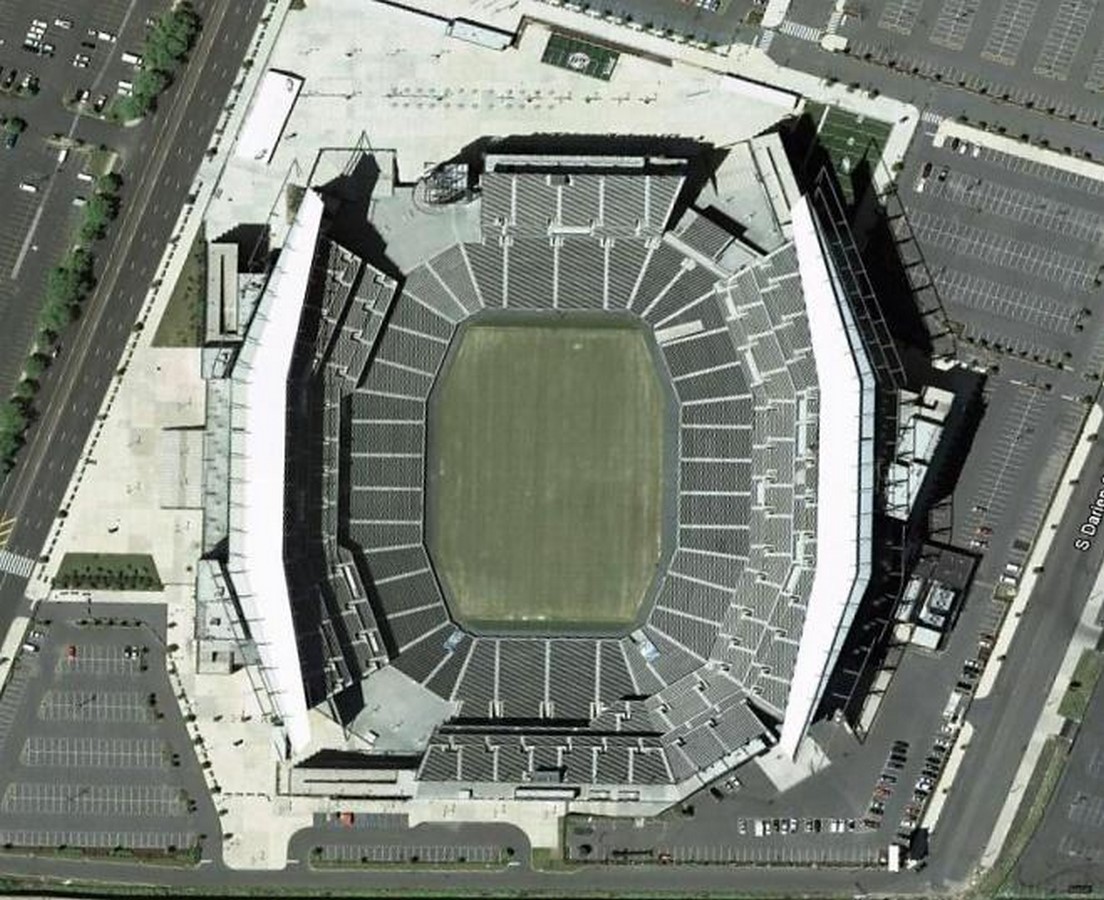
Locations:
0;0;266;666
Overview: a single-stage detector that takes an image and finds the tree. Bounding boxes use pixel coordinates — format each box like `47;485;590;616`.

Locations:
133;68;169;104
22;356;46;382
97;172;123;195
4;117;26;135
79;194;119;242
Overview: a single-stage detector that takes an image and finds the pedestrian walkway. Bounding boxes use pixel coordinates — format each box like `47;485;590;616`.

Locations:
0;548;35;580
779;20;823;43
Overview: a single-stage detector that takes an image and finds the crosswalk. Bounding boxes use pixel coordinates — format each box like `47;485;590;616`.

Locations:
757;29;775;53
921;109;946;127
779;20;824;42
0;548;35;579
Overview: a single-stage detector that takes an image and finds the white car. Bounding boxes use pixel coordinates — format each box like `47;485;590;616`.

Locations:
54;17;72;29
18;182;38;193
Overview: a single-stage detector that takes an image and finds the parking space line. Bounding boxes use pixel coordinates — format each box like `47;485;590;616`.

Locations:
923;169;1104;246
1034;0;1095;81
38;690;152;723
1;782;188;817
0;829;196;851
981;0;1040;66
935;269;1079;334
929;0;982;50
317;843;505;865
878;0;926;35
910;210;1097;291
1085;37;1104;92
20;735;170;769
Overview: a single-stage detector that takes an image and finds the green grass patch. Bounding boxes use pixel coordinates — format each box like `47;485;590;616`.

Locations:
542;31;620;81
974;734;1070;898
427;318;665;632
0;843;200;867
53;552;163;591
85;146;120;178
805;102;892;201
1058;649;1104;722
154;225;206;347
530;847;583;871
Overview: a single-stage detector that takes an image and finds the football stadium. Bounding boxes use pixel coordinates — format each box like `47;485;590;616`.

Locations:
199;134;892;804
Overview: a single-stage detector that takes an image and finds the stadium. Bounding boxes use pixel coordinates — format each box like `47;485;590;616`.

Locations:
202;134;890;804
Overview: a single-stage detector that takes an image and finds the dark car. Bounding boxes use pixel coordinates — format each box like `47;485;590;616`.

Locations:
4;131;16;149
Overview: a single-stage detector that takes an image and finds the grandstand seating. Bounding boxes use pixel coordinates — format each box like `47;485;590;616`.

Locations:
305;164;826;789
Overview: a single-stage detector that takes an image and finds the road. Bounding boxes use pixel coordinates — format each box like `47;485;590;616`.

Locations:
0;0;266;642
915;433;1104;886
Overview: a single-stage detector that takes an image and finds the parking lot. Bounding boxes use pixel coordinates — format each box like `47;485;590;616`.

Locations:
903;137;1104;361
315;843;508;866
291;819;528;871
889;124;1102;584
561;0;766;45
0;0;163;395
820;0;1104;126
0;603;215;859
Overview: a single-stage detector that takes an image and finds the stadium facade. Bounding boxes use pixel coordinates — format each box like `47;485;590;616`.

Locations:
198;135;887;803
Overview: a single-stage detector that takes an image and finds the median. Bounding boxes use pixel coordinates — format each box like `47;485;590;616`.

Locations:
0;173;123;474
108;4;201;122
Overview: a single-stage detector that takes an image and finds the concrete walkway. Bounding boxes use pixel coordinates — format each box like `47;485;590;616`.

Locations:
935;119;1104;186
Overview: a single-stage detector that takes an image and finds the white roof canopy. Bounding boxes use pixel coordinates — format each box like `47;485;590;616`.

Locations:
226;190;324;755
780;195;876;757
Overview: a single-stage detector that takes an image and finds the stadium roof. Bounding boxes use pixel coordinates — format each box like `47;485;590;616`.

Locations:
779;196;876;756
225;189;323;754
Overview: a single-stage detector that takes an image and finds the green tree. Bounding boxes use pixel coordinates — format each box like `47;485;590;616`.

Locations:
134;68;169;102
97;172;123;195
79;194;119;242
22;356;46;382
4;117;26;135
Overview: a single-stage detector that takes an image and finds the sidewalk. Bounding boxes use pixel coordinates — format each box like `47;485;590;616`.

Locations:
935;119;1104;186
971;403;1104;869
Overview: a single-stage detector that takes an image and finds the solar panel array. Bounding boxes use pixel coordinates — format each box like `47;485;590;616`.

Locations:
312;165;823;788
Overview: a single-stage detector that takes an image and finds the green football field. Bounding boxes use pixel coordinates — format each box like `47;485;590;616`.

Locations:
427;320;665;632
805;102;892;199
541;31;620;81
